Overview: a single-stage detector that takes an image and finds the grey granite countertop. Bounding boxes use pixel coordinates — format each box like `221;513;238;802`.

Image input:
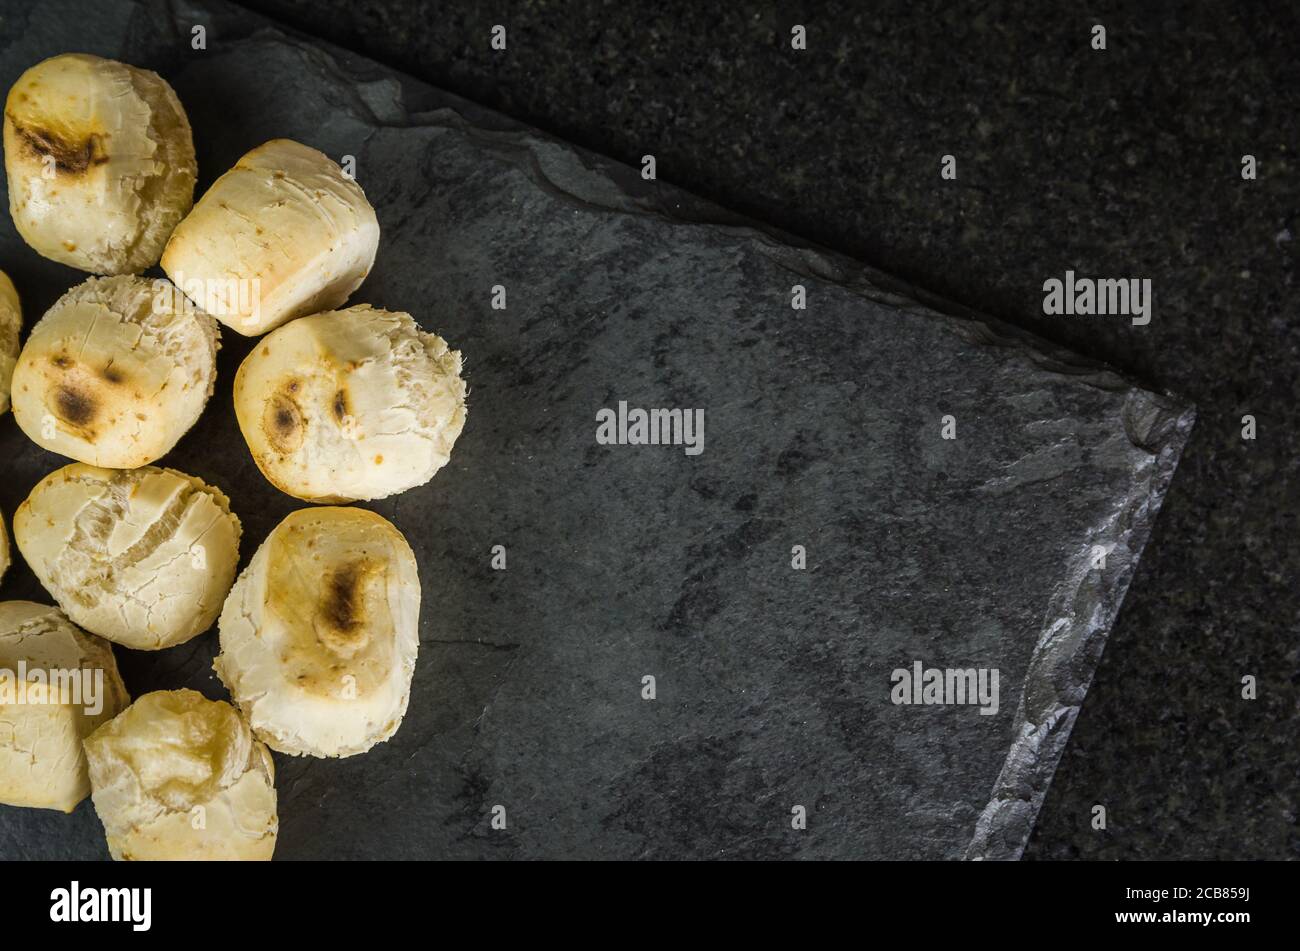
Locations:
0;0;1200;860
0;0;1288;860
233;0;1298;859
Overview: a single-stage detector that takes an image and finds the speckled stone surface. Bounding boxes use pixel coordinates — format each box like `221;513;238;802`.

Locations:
0;0;1190;860
0;0;1279;862
234;0;1300;862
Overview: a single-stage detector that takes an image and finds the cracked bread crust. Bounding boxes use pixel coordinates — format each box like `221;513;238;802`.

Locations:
13;463;241;650
9;275;219;468
234;305;467;502
84;689;277;861
3;53;196;275
0;601;130;812
215;506;420;758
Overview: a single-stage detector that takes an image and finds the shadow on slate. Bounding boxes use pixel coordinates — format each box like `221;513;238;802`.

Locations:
0;0;1193;860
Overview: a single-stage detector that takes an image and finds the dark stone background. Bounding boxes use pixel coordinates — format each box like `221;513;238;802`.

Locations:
228;0;1292;859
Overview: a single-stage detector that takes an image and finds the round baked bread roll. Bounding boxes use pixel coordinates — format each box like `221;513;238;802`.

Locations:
10;275;219;468
215;507;420;758
162;138;379;336
85;689;277;861
234;305;466;502
14;463;241;650
3;53;195;274
0;601;129;812
0;270;20;415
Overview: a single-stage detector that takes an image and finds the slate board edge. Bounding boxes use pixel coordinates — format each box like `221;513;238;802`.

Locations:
967;396;1196;858
119;0;1199;859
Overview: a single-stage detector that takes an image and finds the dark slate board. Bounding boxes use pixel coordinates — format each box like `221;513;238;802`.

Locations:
0;0;1193;860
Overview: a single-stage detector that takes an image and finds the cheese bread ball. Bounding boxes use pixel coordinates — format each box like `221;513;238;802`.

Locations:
14;464;241;649
0;601;129;812
215;507;420;758
3;53;195;274
234;305;466;502
162;138;379;336
0;270;20;415
10;275;219;468
85;689;277;861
